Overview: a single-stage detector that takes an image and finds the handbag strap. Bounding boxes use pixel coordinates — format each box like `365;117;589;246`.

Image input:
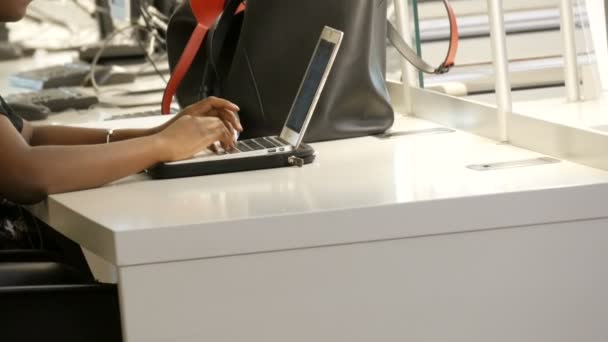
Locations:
388;0;459;74
161;0;226;114
206;0;458;77
205;0;245;88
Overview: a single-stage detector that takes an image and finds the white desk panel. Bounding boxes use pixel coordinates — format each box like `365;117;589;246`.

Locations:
118;218;608;342
32;114;608;266
513;93;608;132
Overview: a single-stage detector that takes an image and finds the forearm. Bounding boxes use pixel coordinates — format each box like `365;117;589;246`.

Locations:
29;125;160;146
13;135;166;202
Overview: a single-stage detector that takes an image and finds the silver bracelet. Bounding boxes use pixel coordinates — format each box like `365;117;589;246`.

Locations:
106;128;115;144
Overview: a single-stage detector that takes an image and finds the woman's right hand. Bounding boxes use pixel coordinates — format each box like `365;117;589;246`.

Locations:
155;114;237;162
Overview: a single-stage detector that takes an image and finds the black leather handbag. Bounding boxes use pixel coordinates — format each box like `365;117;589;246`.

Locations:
165;0;458;142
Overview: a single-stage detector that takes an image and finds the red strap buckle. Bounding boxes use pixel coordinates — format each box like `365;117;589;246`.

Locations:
441;0;459;73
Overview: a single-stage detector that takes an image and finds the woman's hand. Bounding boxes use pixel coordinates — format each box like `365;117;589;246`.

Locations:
155;115;237;162
154;96;242;136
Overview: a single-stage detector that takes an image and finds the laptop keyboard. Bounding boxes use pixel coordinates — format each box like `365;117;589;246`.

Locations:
230;137;288;154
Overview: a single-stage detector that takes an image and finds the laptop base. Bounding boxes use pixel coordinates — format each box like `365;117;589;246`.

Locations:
146;144;316;179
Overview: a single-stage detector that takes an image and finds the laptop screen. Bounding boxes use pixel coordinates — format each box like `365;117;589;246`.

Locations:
285;39;336;133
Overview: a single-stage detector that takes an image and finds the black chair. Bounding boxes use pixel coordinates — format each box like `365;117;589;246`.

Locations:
0;249;123;342
0;249;59;263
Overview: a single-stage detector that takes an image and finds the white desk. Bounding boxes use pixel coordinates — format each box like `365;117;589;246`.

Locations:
0;50;168;127
0;51;75;96
29;113;608;342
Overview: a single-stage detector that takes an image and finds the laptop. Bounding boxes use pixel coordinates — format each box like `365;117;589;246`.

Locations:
153;26;343;175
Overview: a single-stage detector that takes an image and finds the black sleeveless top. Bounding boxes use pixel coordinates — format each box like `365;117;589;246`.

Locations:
0;94;23;132
0;94;35;249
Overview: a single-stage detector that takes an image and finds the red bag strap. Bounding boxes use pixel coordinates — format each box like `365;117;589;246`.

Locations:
161;0;226;114
388;0;459;74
